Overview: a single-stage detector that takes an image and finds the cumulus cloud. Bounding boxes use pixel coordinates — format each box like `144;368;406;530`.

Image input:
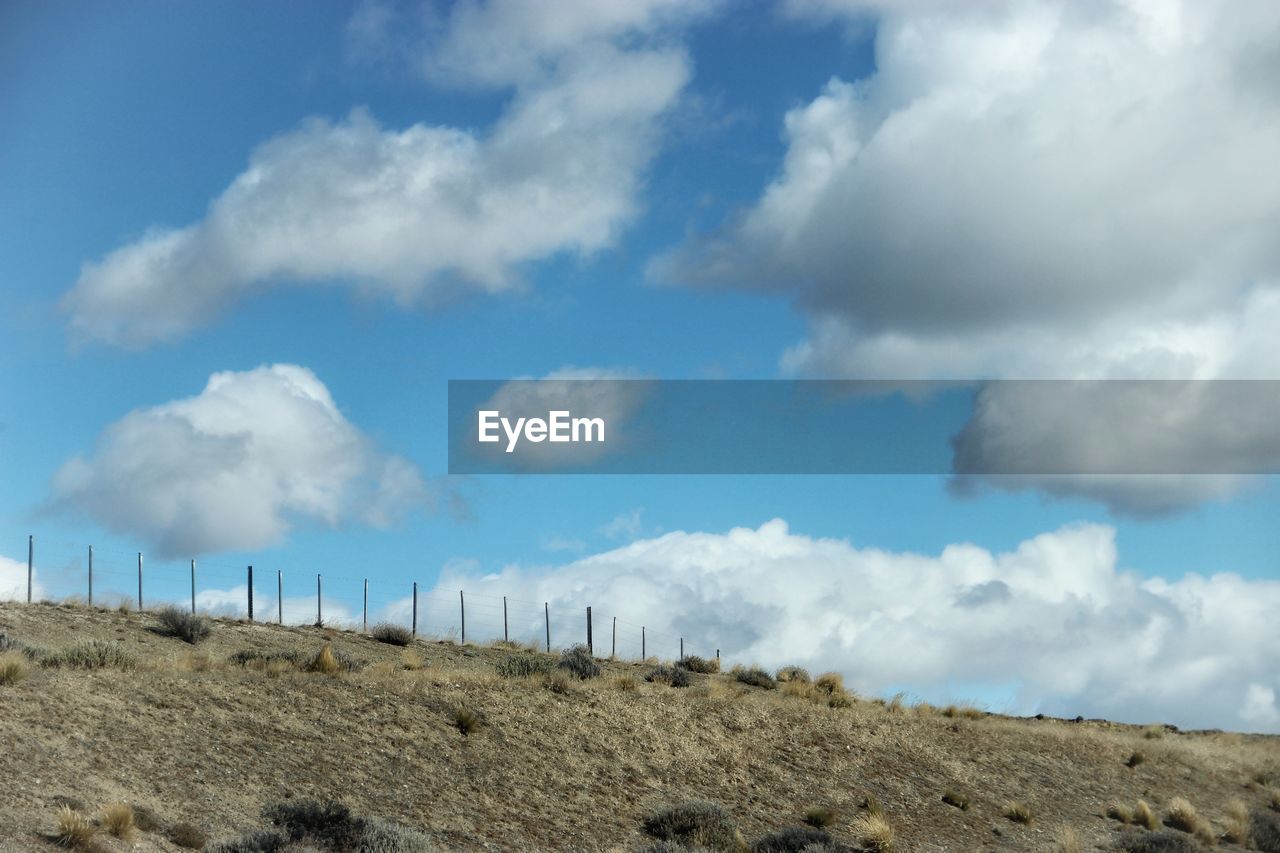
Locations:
658;0;1280;511
437;519;1280;732
65;0;704;347
49;364;426;557
0;554;42;602
195;585;356;627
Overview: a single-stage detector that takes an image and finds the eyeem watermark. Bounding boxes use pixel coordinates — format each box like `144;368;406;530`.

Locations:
478;410;606;453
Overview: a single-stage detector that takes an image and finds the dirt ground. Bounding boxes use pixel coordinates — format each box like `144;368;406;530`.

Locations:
1;600;1277;851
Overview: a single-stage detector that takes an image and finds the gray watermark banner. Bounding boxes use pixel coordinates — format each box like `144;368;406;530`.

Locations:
447;379;1280;475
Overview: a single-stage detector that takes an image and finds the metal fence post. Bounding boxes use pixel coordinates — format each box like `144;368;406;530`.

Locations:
642;626;646;659
680;637;684;660
277;570;283;624
137;551;143;610
27;535;33;603
363;578;368;633
460;590;466;644
503;596;508;643
586;606;592;654
612;616;616;659
545;602;550;652
191;559;196;614
247;565;254;622
412;582;418;636
316;574;322;626
87;545;93;606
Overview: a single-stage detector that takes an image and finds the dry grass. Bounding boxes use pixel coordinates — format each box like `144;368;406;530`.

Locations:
41;640;135;670
942;789;970;811
1164;796;1215;845
1269;787;1280;812
369;622;413;646
775;665;809;684
54;805;95;849
1223;799;1250;846
852;813;895;853
612;674;639;692
731;664;776;690
802;806;835;828
0;650;29;685
941;703;984;720
99;802;135;841
452;706;482;736
1134;799;1160;830
1003;801;1034;825
166;821;208;849
1052;825;1083;853
1127;750;1147;768
1107;802;1134;823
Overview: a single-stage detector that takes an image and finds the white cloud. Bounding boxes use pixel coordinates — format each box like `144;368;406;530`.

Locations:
436;519;1280;732
194;584;356;627
658;0;1280;512
599;507;646;539
50;364;425;558
0;554;42;602
65;1;703;347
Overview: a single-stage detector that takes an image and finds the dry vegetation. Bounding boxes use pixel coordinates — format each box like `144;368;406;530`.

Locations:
1;600;1279;852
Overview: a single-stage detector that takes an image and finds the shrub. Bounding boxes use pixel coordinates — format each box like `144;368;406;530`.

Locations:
942;789;970;811
813;672;843;694
775;665;810;684
1134;800;1159;831
497;652;554;679
100;802;135;840
0;651;29;685
753;825;833;852
803;807;836;828
0;633;38;658
853;813;895;853
167;821;208;849
452;705;483;735
54;805;96;849
229;648;303;668
370;622;413;646
641;801;742;851
1164;798;1215;846
678;655;719;674
1143;725;1168;739
303;643;361;674
1003;801;1034;825
42;640;135;670
206;829;286;852
359;816;435;852
1118;830;1205;853
646;664;691;688
1127;750;1147;768
557;644;601;680
1107;803;1134;823
733;665;776;690
613;675;639;692
543;671;572;694
1253;809;1280;853
153;606;211;644
264;799;362;849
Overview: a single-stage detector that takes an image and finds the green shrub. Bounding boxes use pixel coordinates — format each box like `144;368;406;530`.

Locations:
641;801;742;851
645;664;691;688
557;644;601;680
42;640;136;670
496;652;554;678
264;800;362;848
734;665;776;690
153;606;211;644
369;622;413;646
678;655;719;674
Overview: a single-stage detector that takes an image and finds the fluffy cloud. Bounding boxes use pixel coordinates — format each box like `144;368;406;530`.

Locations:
0;554;42;602
438;519;1280;732
194;585;356;627
659;0;1280;511
50;364;425;557
65;0;701;347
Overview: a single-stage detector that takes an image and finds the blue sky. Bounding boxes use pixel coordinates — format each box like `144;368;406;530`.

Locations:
3;0;1280;731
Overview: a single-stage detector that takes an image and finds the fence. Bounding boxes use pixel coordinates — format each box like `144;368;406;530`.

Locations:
9;534;718;664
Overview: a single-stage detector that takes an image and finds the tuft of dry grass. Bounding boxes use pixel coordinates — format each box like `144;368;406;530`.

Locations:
1268;787;1280;812
369;622;412;646
612;674;639;692
1134;799;1159;831
941;703;984;720
55;805;96;849
863;793;884;817
803;806;836;828
452;705;482;735
543;670;573;694
775;665;810;684
942;789;970;811
0;651;30;685
1127;750;1148;768
1003;801;1034;825
401;648;425;671
41;640;136;670
99;802;135;841
732;664;776;690
1164;797;1215;845
852;813;895;853
887;692;906;713
1223;799;1250;846
1107;802;1134;823
1052;825;1082;853
1143;725;1168;740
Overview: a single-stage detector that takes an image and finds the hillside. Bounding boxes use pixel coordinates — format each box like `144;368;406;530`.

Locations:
1;600;1278;852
